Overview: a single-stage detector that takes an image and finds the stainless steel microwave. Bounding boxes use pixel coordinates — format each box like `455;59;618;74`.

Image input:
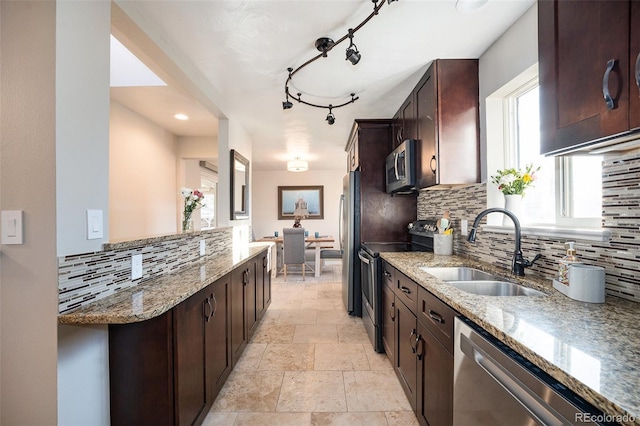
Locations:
385;139;416;193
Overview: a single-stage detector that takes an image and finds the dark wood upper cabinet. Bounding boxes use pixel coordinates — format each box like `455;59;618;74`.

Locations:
393;59;479;189
539;0;640;155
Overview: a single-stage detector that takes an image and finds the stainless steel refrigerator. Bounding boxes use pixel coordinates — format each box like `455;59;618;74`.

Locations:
342;171;361;316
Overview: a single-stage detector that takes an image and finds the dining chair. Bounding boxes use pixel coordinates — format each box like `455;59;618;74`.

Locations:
282;228;308;280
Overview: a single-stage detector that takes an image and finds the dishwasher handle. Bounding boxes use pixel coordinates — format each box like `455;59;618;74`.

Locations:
460;332;563;426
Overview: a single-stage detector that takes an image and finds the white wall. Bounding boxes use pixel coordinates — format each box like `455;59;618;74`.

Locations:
56;0;111;256
252;169;344;248
109;101;178;240
478;3;538;181
1;1;59;423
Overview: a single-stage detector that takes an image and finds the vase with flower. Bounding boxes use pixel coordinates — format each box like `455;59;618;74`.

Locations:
180;187;205;232
490;164;539;226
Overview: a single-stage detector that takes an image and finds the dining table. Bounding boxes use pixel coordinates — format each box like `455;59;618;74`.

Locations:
257;235;335;277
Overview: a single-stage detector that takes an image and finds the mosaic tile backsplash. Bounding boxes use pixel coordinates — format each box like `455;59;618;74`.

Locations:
58;227;234;313
417;149;640;303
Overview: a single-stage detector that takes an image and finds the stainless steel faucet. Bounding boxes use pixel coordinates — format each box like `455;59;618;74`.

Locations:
467;208;541;276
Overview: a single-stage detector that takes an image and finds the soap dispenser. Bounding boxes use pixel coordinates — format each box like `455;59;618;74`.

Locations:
558;241;581;285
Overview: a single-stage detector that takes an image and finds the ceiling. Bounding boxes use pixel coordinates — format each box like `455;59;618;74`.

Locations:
112;0;535;171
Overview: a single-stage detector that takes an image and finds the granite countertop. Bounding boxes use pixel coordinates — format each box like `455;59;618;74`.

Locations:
381;252;640;426
58;245;269;325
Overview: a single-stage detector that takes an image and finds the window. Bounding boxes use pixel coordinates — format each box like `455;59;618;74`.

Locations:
488;66;602;230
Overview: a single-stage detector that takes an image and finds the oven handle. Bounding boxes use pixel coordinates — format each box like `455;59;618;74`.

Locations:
358;251;371;264
460;332;564;425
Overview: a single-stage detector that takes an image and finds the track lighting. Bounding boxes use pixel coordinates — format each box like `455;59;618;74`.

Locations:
326;106;336;125
282;0;399;123
345;29;361;65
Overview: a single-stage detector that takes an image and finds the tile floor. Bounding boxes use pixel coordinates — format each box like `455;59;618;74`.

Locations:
202;264;418;426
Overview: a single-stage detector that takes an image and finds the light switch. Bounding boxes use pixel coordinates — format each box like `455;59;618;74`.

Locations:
200;239;206;256
131;254;143;280
87;210;103;240
461;219;468;236
2;210;24;245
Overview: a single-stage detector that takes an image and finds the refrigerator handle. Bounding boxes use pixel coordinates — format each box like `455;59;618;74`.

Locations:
338;194;344;251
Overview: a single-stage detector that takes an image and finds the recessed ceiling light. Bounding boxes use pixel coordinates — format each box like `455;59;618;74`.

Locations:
455;0;488;13
174;113;189;120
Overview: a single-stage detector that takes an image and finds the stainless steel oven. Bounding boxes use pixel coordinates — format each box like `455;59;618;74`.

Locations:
454;317;619;426
360;220;436;353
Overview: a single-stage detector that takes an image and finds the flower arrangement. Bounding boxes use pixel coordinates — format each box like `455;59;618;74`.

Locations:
180;187;204;231
490;164;540;196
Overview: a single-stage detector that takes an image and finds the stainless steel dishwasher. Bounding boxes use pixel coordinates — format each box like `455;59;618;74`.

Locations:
453;317;619;426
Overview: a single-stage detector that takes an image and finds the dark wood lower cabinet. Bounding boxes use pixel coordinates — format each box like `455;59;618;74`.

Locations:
382;282;395;366
109;248;270;425
387;271;456;426
395;298;418;412
417;321;453;426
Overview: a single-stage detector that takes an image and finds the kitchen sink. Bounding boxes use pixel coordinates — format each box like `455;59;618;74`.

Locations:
448;281;547;297
420;266;498;282
420;266;546;297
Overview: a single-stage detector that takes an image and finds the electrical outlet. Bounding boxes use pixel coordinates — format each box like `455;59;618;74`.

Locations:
131;254;143;280
461;219;468;236
200;239;206;256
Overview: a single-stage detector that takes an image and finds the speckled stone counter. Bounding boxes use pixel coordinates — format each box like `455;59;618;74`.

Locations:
58;245;268;325
381;252;640;425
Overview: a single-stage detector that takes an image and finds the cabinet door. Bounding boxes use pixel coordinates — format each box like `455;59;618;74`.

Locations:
395;299;418;411
261;253;272;314
417;322;453;426
245;260;259;340
382;282;396;365
399;94;417;141
231;263;247;366
629;1;640;129
207;274;232;400
174;287;209;426
539;0;630;154
415;67;437;189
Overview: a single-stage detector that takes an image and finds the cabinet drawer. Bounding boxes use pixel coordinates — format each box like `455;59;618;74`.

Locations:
382;261;395;289
417;286;457;354
395;271;418;313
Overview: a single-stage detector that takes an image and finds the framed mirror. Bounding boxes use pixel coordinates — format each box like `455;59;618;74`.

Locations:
230;149;249;220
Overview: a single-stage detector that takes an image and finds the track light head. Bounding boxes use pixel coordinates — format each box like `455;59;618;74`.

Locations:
346;47;361;65
326;107;336;125
282;100;293;110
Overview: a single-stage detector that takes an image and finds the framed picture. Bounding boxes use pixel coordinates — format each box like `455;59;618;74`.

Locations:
278;186;324;220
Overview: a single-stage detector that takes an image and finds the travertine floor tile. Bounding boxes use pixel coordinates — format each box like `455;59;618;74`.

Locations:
234;343;267;371
314;343;369;371
234;412;312;425
277;371;347;412
316;309;359;325
300;297;343;311
343;370;412;412
292;324;338;343
363;345;393;371
258;343;315;371
251;324;296;344
277;310;318;325
385;410;421;426
336;323;371;344
201;411;238;426
310;411;388;425
211;370;284;412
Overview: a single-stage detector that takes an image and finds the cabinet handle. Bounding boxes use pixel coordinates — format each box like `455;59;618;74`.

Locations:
203;298;212;322
389;302;395;321
635;51;640;92
383;270;392;278
400;286;412;295
602;59;617;110
210;293;217;318
263;256;268;268
429;155;437;175
416;335;424;361
396;127;403;144
428;309;445;324
409;329;417;354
